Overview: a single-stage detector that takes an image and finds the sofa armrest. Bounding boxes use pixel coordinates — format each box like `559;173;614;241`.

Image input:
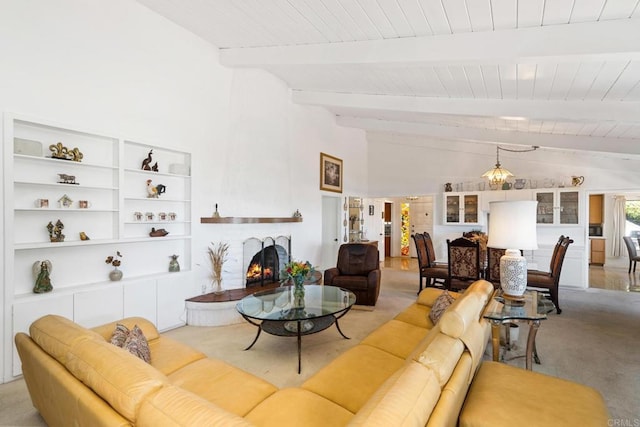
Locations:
324;267;340;285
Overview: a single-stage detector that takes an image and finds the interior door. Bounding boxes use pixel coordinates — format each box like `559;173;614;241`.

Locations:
321;196;341;270
409;198;434;258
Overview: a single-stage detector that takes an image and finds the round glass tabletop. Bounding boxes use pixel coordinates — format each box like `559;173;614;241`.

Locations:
236;285;356;322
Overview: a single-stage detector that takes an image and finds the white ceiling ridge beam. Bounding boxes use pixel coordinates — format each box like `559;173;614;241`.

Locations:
336;116;640;156
220;19;640;67
293;91;640;122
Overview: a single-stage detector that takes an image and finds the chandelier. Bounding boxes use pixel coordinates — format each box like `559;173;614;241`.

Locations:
481;145;539;187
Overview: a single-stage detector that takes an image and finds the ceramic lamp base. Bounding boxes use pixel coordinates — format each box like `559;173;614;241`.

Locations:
500;249;527;298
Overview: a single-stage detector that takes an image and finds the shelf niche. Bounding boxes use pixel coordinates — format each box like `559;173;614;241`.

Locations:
200;217;302;224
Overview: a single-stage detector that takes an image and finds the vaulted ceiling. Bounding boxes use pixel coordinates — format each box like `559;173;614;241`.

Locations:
138;0;640;158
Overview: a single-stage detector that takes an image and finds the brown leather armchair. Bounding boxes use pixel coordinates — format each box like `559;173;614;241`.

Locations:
324;243;381;306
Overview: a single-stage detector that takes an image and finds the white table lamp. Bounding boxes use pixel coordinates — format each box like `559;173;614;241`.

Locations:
487;201;538;298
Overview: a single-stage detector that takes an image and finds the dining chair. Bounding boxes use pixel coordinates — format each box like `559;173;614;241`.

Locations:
412;234;448;294
447;237;481;291
526;236;573;314
622;236;640;274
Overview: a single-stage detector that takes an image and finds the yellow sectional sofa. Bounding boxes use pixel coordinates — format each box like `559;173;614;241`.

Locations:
15;280;609;426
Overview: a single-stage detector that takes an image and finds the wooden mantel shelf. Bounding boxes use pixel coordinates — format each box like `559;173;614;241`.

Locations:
200;216;303;224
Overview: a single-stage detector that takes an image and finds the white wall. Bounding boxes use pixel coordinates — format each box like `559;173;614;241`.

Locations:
0;0;367;382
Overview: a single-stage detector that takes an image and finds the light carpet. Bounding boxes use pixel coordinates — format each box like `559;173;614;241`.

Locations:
1;266;638;426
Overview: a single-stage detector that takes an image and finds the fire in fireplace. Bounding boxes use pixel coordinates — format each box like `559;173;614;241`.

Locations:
243;236;291;288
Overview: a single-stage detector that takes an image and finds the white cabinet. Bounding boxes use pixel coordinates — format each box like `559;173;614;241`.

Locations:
3;114;194;380
444;192;480;225
481;189;534;212
534;189;580;225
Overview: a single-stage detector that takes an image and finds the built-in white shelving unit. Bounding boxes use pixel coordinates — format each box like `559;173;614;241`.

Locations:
3;113;197;380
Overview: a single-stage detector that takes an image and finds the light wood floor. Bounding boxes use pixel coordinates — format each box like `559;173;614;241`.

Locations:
384;257;640;292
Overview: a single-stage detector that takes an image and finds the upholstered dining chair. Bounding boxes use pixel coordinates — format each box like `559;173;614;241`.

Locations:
447;237;481;292
486;247;506;288
412;234;448;293
527;236;573;314
623;236;640;274
324;243;381;306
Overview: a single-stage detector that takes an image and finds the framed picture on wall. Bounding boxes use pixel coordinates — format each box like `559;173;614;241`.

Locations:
320;152;343;193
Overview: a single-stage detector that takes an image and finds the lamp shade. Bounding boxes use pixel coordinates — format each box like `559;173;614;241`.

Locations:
487;201;538;250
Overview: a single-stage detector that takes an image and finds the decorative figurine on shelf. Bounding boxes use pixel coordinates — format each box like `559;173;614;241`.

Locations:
212;203;221;218
444;183;453;192
57;173;78;185
152;162;159;172
293;209;302;219
150;227;169;237
47;220;65;242
33;260;53;293
58;194;73;208
141;150;154;170
49;142;83;162
79;231;90;240
146;179;166;198
169;254;180;272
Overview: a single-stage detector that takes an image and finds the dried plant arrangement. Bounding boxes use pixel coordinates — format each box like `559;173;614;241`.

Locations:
208;242;229;294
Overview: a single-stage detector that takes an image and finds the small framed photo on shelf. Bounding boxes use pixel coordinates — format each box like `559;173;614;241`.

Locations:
320;152;343;193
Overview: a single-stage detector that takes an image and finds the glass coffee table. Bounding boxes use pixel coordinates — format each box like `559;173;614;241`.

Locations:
483;289;556;370
236;285;356;373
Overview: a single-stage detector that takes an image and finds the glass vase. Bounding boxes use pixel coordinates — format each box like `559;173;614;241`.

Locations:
292;277;305;308
213;278;224;295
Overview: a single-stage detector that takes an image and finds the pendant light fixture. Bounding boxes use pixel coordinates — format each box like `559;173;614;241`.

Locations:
481;145;539;188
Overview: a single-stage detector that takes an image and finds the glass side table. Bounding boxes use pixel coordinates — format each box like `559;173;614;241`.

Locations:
483;289;556;370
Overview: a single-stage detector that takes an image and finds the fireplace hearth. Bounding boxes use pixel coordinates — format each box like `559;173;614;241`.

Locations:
243;236;291;288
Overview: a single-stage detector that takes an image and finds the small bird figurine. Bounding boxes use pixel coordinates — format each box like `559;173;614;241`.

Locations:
146;179;157;197
79;231;90;241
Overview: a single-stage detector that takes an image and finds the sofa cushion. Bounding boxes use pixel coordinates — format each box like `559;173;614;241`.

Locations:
65;337;168;423
393;303;433;329
439;282;492;339
429;290;456;325
302;344;405;414
168;357;277;417
417;288;460;307
360;319;429;359
348;361;441;426
147;336;206;376
109;323;129;347
245;388;354;427
92;317;160;342
123;325;151;363
416;333;465;387
459;361;610;427
30;315;105;366
138;385;253;427
426;352;474;427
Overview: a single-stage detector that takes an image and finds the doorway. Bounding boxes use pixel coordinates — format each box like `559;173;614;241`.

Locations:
321;196;341;270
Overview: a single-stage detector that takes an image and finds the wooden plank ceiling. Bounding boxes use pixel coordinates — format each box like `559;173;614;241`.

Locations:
138;0;640;157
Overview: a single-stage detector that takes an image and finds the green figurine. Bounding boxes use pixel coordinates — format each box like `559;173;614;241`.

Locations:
34;261;53;293
169;254;180;272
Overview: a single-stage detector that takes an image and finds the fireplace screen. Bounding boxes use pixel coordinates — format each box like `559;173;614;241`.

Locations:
243;236;291;287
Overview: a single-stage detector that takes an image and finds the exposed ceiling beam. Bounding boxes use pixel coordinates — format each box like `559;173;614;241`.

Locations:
336;116;640;157
220;19;640;67
293;91;640;123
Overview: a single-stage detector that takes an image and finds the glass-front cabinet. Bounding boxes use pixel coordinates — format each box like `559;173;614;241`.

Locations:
444;193;479;224
534;190;580;225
